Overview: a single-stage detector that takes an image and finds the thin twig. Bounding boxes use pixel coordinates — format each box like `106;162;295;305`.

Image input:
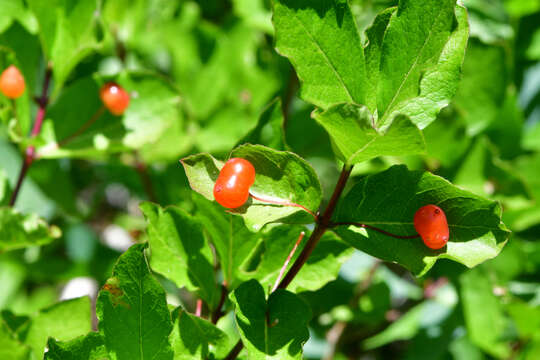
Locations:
211;284;228;324
272;232;305;293
9;66;52;206
330;222;419;239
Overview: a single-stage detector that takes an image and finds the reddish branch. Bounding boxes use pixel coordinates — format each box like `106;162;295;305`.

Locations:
9;67;52;206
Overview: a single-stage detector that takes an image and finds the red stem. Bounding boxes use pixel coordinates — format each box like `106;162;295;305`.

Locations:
249;192;317;220
271;231;305;293
195;299;203;317
330;222;419;239
9;67;52;206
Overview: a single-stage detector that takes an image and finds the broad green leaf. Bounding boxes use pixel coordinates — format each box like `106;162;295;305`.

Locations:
233;0;273;34
0;207;60;252
140;202;218;309
96;243;174;360
45;332;108;360
230;280;311;359
182;144;322;231
335;165;509;276
237;98;287;151
377;0;469;128
463;0;513;44
273;0;366;109
25;296;92;360
452;40;507;135
169;308;230;360
192;194;260;289
313;104;425;164
460;268;512;358
0;170;10;205
0;319;30;360
27;0;104;95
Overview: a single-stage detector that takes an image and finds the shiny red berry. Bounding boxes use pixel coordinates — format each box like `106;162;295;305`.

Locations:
0;65;25;99
100;82;130;115
213;158;256;209
413;204;449;250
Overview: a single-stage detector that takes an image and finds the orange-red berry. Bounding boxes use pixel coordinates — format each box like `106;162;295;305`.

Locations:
413;204;449;250
0;65;26;99
99;82;130;115
213;158;256;209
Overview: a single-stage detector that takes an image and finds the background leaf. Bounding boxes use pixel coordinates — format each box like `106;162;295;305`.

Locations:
45;332;108;360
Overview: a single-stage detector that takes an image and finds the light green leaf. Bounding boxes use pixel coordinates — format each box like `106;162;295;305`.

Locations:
25;296;92;360
233;0;273;34
313;104;425;164
96;243;173;360
0;207;60;252
45;332;108;360
27;0;104;95
169;308;230;360
453;40;507;135
0;0;37;34
0;170;10;205
140;202;218;309
182;144;322;231
377;0;469;128
0;319;30;360
230;280;311;359
273;0;366;109
460;268;512;358
335;165;509;276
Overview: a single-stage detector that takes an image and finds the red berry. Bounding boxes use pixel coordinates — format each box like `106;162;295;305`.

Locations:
413;205;449;250
0;65;25;99
100;82;130;115
213;158;256;209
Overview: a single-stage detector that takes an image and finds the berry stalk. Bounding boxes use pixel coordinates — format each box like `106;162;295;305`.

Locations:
249;192;317;220
9;66;52;206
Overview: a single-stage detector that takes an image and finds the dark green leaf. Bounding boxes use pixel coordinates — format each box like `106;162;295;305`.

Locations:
335;165;509;276
237;98;287;150
230;280;311;359
45;332;108;360
140;202;218;309
0;318;30;360
313;104;426;164
96;243;174;360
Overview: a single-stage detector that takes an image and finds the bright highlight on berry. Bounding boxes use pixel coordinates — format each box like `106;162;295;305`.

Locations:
213;158;255;209
99;82;130;115
413;204;449;249
0;65;26;99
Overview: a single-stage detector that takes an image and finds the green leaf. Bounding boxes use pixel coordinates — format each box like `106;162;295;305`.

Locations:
140;202;218;309
230;280;311;359
0;0;37;35
45;332;108;360
460;268;512;358
25;296;92;360
0;170;11;205
0;319;30;360
0;207;60;252
192;194;260;289
169;308;230;359
273;0;366;109
96;243;174;360
233;0;273;34
313;104;426;164
376;0;469;128
237;98;287;151
182;144;322;231
27;0;104;95
452;40;507;135
335;165;509;276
